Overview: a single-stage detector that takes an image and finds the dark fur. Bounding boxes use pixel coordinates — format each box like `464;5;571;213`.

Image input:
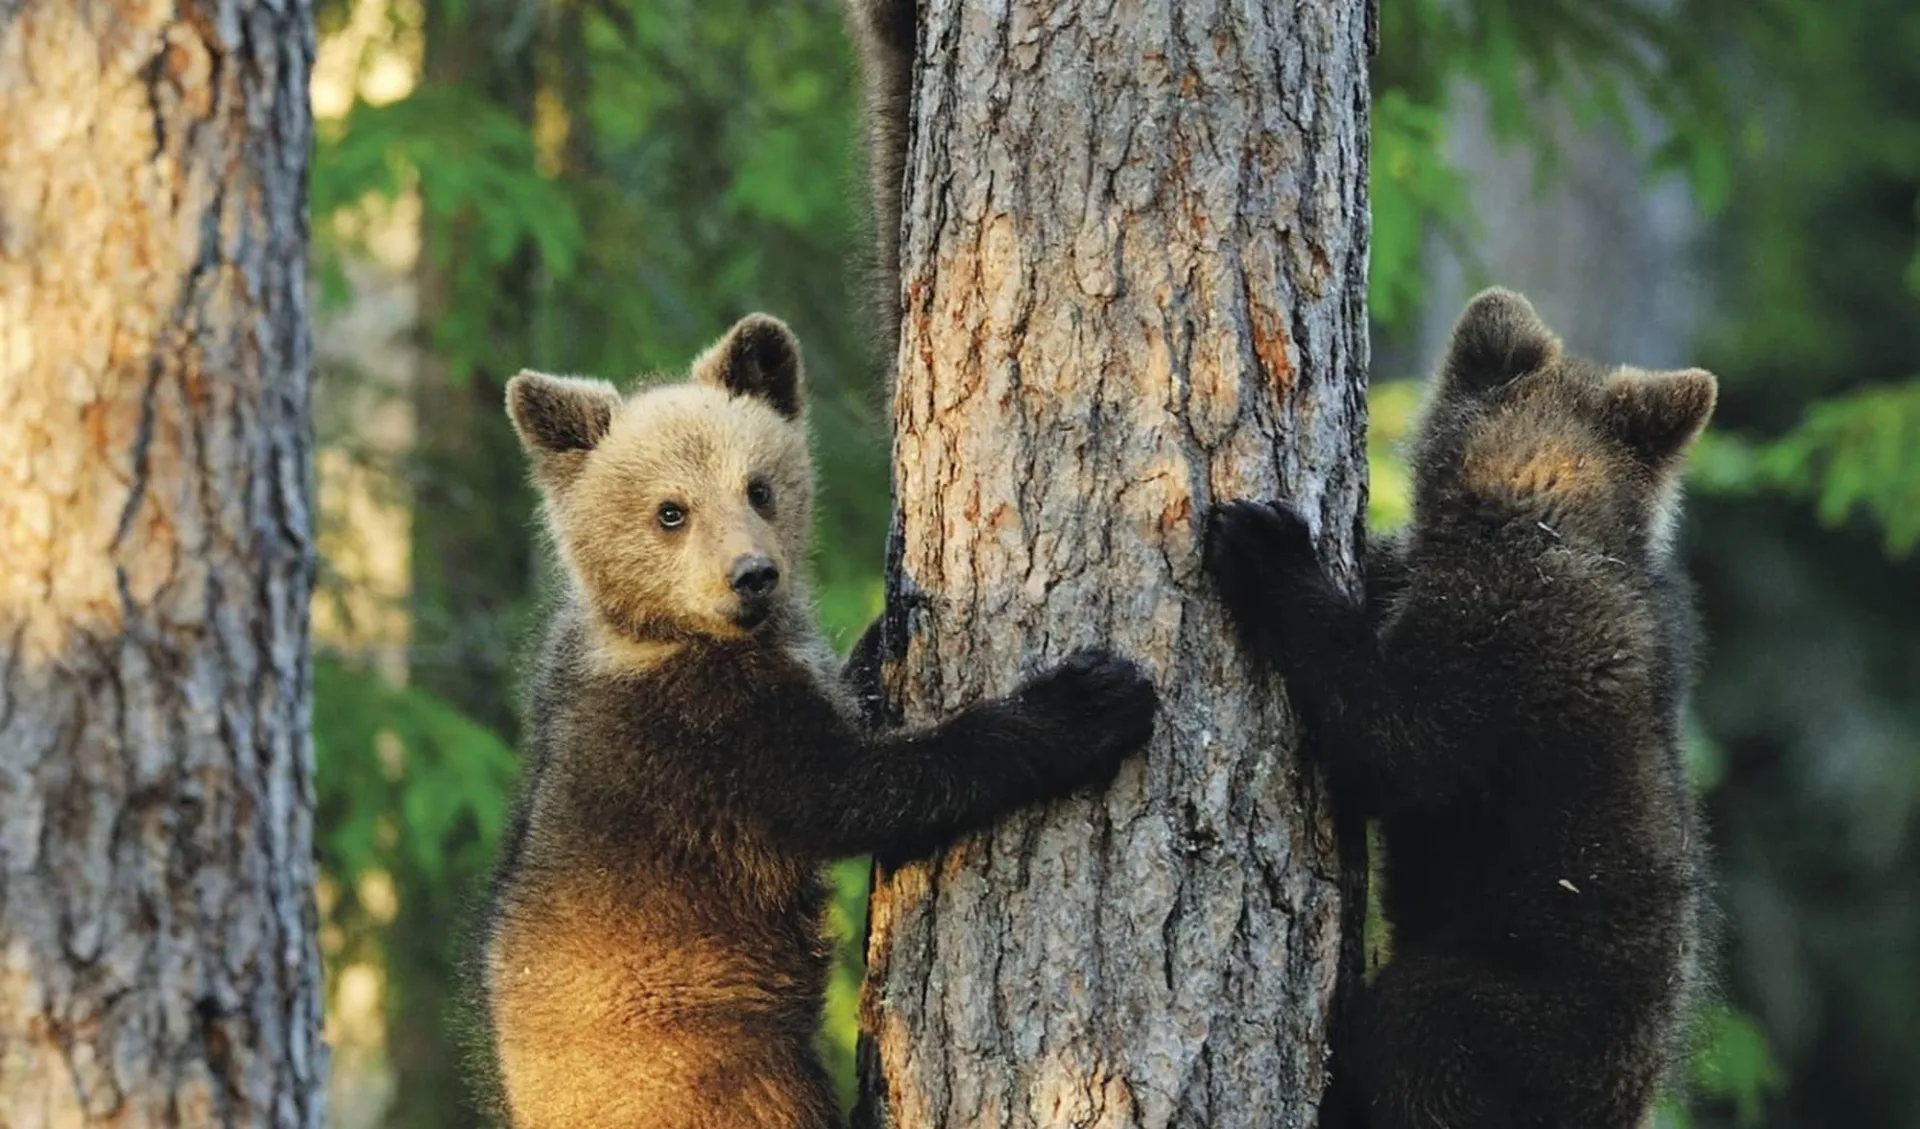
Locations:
843;0;917;356
509;374;616;451
484;616;1154;1128
1206;289;1714;1129
480;317;1158;1129
708;313;806;420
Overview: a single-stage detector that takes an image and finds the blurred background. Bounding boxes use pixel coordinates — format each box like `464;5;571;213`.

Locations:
305;1;1919;1126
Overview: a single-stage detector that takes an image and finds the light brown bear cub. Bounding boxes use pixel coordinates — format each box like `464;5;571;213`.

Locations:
481;314;1159;1129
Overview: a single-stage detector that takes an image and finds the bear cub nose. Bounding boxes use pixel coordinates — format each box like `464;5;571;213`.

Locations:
730;556;781;599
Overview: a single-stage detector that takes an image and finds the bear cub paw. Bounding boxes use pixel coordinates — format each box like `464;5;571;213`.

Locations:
1012;649;1159;789
1203;499;1324;654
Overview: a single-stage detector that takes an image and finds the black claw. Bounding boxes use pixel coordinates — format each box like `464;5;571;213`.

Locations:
1016;649;1159;789
1202;497;1342;673
1205;499;1320;582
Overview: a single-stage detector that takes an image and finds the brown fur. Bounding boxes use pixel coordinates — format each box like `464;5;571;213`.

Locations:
843;0;917;357
1206;289;1715;1129
559;384;814;651
479;314;1159;1128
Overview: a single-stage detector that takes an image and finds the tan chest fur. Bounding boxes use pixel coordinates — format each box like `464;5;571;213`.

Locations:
486;863;836;1129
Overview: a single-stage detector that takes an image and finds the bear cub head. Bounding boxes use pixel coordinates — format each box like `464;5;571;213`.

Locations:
1410;287;1718;559
506;314;814;649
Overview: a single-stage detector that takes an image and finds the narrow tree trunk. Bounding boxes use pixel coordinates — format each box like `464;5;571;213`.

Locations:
1416;82;1701;365
408;0;540;740
858;2;1371;1126
387;6;541;1128
0;3;322;1126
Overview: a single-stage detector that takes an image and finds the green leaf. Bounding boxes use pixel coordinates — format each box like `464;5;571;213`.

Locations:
313;657;518;890
1697;380;1920;558
1689;1007;1786;1126
1370;92;1469;329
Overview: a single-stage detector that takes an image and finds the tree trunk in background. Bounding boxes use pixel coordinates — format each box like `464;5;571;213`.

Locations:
409;0;540;738
388;5;540;1128
1411;86;1701;367
857;2;1371;1126
0;3;322;1126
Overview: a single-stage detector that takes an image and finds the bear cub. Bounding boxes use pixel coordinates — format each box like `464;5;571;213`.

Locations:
480;314;1159;1129
1206;289;1714;1129
842;0;917;355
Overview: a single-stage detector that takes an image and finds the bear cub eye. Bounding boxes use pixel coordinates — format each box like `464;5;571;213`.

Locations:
746;477;775;512
657;501;688;530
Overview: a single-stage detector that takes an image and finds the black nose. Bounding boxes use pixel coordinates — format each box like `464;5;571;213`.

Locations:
729;556;780;598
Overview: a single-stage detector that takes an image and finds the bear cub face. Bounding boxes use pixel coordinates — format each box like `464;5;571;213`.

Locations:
1411;288;1717;561
507;315;815;645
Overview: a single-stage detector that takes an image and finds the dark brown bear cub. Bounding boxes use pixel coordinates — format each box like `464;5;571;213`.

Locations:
482;314;1158;1129
1206;289;1713;1129
842;0;916;354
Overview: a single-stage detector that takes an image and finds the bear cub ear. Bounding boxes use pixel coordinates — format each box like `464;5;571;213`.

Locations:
1439;287;1564;398
1603;367;1718;467
692;313;806;420
505;371;624;493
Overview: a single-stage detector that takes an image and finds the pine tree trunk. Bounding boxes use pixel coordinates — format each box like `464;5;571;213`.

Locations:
0;2;322;1126
857;2;1371;1126
1415;82;1701;365
387;5;541;1127
408;0;540;740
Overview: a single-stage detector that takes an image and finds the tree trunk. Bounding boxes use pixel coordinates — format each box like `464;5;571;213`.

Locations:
408;0;540;740
1414;81;1701;366
387;5;540;1128
858;2;1371;1127
0;2;322;1127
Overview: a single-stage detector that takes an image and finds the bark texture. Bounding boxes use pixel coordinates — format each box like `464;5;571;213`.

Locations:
858;2;1371;1127
0;2;322;1126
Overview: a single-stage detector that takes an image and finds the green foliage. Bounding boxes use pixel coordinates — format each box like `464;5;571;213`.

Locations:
1656;1007;1788;1129
819;856;873;1112
1365;379;1422;530
1690;0;1920;402
312;655;518;969
1381;0;1737;188
1370;93;1469;328
1694;380;1920;557
1689;1007;1788;1125
315;88;584;379
1367;0;1749;323
1679;11;1920;1116
1906;196;1920;297
552;0;865;371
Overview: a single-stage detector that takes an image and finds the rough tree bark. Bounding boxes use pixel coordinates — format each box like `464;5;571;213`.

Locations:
0;3;323;1126
858;2;1371;1126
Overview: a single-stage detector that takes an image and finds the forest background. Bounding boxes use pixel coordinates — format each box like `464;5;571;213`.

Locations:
303;1;1920;1126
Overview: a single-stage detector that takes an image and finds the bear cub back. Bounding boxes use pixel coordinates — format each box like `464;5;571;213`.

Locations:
1206;288;1716;1129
